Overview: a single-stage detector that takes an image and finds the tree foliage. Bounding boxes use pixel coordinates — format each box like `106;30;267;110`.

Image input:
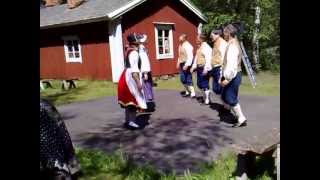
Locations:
191;0;280;72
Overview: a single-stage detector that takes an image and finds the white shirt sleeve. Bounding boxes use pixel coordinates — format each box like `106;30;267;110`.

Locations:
139;45;151;72
223;44;239;81
220;42;228;62
177;46;181;64
203;43;213;71
129;51;140;73
184;42;194;67
192;53;197;69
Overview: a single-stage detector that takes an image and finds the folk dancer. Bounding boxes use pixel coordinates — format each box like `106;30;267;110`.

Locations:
118;33;147;129
190;34;212;105
220;24;247;127
210;28;228;104
176;34;196;98
137;33;156;112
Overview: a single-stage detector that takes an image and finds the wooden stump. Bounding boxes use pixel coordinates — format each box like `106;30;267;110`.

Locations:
40;80;53;90
62;79;78;90
40;81;45;90
232;128;280;179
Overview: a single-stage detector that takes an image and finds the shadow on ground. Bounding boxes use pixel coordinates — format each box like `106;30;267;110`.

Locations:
74;115;233;174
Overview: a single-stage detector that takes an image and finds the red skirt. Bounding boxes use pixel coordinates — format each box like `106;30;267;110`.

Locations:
118;69;139;108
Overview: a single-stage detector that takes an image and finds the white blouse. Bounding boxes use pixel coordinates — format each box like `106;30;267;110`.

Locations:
223;40;240;81
179;41;194;67
192;42;212;71
128;50;141;73
139;44;151;73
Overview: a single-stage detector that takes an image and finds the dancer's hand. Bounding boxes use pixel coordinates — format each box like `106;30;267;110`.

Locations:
202;69;208;75
176;63;180;70
220;79;229;87
183;65;188;71
190;67;195;73
144;73;148;81
137;84;143;95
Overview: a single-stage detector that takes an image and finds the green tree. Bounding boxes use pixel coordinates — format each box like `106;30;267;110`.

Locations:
191;0;280;72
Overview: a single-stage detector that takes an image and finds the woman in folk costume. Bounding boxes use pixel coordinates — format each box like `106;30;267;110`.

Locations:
137;33;156;112
190;34;212;105
220;24;247;127
176;34;196;98
118;33;147;129
209;27;228;103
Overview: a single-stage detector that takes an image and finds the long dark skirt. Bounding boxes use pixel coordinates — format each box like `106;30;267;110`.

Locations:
142;72;154;102
142;72;156;112
40;99;80;178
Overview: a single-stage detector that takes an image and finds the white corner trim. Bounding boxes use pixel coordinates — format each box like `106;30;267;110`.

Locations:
107;0;147;19
108;19;125;83
197;23;203;35
179;0;207;22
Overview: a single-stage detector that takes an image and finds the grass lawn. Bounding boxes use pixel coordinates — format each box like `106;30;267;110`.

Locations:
155;71;280;96
40;71;279;106
76;148;275;180
40;80;117;106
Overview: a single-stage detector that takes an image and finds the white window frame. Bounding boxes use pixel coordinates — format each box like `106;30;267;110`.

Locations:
154;24;174;60
62;36;83;63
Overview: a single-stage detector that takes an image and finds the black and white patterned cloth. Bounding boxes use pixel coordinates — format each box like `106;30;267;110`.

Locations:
40;98;80;175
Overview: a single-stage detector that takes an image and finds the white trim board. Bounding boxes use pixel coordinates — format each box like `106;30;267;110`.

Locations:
108;0;148;20
179;0;207;22
152;22;175;25
108;18;125;83
108;0;207;22
41;0;207;29
154;23;174;60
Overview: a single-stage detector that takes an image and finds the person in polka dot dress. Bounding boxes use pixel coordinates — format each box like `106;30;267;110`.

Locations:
40;98;81;179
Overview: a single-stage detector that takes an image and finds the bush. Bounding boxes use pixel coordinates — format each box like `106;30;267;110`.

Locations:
259;46;280;72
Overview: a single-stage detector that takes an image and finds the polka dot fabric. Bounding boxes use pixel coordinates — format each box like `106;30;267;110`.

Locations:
40;99;79;173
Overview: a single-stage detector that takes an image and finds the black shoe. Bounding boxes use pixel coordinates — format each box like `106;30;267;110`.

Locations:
232;120;247;128
200;101;209;106
182;93;191;97
219;107;231;115
190;95;197;99
123;122;139;130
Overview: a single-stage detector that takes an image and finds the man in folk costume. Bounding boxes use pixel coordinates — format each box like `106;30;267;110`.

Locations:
190;34;212;105
176;34;196;98
220;24;247;127
118;33;147;129
209;28;228;104
137;33;156;112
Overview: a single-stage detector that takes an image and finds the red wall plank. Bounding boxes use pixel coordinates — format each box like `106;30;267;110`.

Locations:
40;21;112;80
122;0;202;76
40;0;203;80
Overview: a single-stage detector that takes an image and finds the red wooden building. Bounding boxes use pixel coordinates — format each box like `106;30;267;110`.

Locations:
40;0;207;82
